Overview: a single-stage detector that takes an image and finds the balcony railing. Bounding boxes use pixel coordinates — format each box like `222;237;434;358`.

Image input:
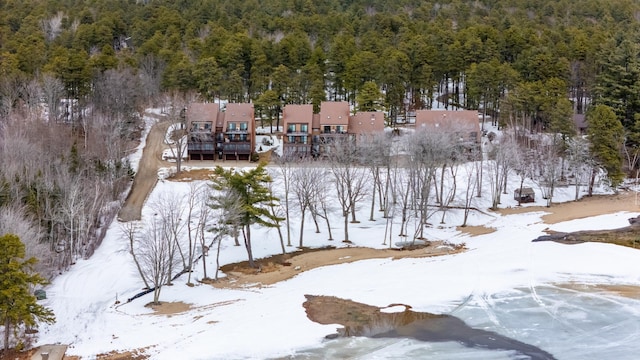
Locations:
221;143;252;154
286;130;310;136
188;142;216;152
225;129;249;134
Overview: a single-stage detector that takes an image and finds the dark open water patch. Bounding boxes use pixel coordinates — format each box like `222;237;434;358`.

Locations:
303;295;556;360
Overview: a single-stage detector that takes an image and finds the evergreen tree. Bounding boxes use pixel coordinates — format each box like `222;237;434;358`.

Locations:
586;105;625;190
593;37;640;129
209;164;282;268
356;81;383;112
0;234;55;351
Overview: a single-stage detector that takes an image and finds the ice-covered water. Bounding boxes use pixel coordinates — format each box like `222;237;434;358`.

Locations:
283;285;640;359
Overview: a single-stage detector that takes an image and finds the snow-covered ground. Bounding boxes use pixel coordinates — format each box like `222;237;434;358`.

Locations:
34;119;640;359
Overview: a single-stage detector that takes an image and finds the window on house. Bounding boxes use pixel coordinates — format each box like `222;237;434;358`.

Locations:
323;125;331;134
240;122;248;131
336;125;345;133
239;134;247;141
228;123;237;131
288;135;295;143
301;124;308;132
288;124;296;133
301;136;308;144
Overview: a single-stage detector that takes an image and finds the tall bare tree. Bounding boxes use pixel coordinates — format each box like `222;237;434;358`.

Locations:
120;221;150;289
151;192;186;285
164;93;189;174
358;132;393;222
137;217;174;304
291;164;323;247
328;139;369;242
273;155;296;247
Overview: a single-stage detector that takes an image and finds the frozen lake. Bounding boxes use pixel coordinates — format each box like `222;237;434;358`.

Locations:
283;285;640;360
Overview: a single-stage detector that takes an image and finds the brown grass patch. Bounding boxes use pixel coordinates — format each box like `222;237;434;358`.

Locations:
211;242;465;289
456;225;496;236
146;301;192;315
0;348;36;360
95;349;150;360
167;168;215;181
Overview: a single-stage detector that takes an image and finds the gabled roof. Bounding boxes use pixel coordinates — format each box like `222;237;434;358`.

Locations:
223;103;254;128
349;111;385;135
415;110;480;142
187;103;219;125
319;101;350;125
283;104;314;125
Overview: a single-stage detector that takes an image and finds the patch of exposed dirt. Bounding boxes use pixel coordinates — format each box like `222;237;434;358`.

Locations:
94;349;150;359
210;242;465;289
167;168;215;181
146;301;192;315
302;295;556;359
536;225;640;248
0;348;35;360
456;225;496;236
495;191;638;224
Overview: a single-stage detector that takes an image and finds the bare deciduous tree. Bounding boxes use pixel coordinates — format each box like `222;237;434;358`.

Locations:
567;137;592;200
486;136;515;210
120;221;150;289
137;217;174;304
41;74;65;123
328;139;369;242
164;93;190;174
151;192;186;285
291;164;323;247
273;155;296;247
358;132;393;222
461;162;479;227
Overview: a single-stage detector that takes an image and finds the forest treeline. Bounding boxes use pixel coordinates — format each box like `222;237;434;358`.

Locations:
1;0;640;277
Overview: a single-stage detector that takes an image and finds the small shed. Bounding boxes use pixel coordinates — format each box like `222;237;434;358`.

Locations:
514;187;535;203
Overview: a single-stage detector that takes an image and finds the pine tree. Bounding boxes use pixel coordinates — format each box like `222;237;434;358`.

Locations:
209;164;282;268
356;81;383;112
0;234;55;351
586;105;625;191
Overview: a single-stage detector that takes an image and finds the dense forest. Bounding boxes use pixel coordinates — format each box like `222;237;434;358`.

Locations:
1;0;640;277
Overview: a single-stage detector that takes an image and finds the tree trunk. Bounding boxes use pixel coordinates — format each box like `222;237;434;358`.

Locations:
215;235;224;281
299;209;306;247
310;207;321;233
343;211;350;242
244;225;256;268
4;317;10;351
233;226;240;246
369;181;376;221
153;286;161;305
285;190;291;247
588;168;596;196
323;208;334;240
